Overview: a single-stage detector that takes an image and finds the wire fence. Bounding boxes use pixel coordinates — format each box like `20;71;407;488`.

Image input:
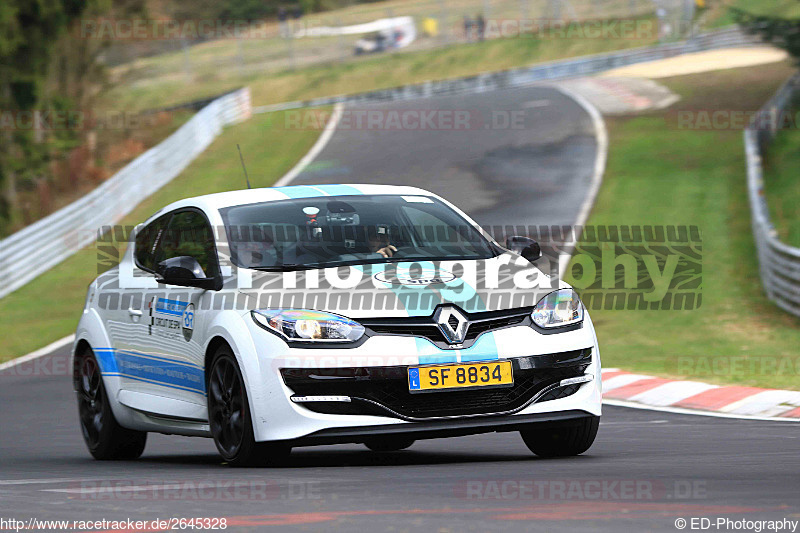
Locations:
744;75;800;318
0;88;251;300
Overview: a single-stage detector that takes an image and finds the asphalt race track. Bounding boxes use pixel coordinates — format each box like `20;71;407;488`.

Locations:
2;349;798;531
292;86;599;230
1;86;798;532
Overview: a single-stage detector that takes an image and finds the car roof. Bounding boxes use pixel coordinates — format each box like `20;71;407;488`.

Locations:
151;184;441;219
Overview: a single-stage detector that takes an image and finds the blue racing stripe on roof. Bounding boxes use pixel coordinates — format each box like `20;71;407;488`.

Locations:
272;186;328;199
313;184;363;196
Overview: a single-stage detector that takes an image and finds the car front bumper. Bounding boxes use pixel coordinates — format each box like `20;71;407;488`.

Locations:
243;310;602;443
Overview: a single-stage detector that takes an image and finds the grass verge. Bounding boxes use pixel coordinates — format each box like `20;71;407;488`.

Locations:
107;17;659;111
567;61;800;390
0;111;322;363
763;114;800;248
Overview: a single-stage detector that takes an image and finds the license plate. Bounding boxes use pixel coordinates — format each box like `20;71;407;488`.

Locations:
408;361;513;393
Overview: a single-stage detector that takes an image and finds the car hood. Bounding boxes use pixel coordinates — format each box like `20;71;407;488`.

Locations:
236;254;569;318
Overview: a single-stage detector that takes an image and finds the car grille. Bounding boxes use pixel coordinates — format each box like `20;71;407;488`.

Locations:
361;308;530;350
281;349;591;420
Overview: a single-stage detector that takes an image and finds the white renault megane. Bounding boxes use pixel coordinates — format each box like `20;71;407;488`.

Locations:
74;184;601;466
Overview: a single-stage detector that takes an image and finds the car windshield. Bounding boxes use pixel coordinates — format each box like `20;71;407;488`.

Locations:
219;194;498;270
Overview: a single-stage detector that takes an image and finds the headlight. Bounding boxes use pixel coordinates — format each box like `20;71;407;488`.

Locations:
251;309;365;343
531;289;584;329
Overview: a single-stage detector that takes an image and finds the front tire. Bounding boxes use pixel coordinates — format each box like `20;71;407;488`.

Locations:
520;416;599;457
207;345;290;467
75;348;147;460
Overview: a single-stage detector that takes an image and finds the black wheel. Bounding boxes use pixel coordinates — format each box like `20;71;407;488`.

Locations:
364;437;415;452
520;416;599;458
207;345;290;467
76;348;147;460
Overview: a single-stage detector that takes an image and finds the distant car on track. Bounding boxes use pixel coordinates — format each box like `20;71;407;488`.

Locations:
73;184;601;466
354;31;391;55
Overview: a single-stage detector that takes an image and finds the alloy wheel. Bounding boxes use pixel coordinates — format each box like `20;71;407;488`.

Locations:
78;356;105;447
208;355;246;458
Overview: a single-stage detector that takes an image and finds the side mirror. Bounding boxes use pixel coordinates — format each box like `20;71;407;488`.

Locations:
156;256;220;290
506;236;541;263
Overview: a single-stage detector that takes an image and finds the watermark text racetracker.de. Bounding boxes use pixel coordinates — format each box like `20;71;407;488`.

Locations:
282;108;526;131
455;18;699;41
669;109;800;131
674;517;798;532
61;479;322;501
668;356;800;379
0;109;171;132
457;478;707;501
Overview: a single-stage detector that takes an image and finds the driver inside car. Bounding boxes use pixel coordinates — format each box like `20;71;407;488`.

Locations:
367;225;397;258
235;238;276;268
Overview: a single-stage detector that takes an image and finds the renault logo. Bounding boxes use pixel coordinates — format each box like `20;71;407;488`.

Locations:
434;306;469;345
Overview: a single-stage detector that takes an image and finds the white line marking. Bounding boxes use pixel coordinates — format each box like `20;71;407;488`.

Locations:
0;334;74;372
600;419;669;426
552;86;609;276
273;102;344;187
0;478;86;486
604;399;800;422
628;381;719;407
521;99;551;108
44;484;203;494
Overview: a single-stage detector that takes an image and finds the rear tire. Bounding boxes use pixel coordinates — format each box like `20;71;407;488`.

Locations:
207;345;291;467
75;348;147;460
520;416;599;458
364;437;415;452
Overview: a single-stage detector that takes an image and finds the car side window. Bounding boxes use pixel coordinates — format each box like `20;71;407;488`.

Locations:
156;210;218;277
134;214;170;272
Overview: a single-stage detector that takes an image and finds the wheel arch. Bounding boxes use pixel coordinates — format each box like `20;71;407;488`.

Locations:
73;307;113;391
202;312;283;442
204;336;232;382
72;338;93;391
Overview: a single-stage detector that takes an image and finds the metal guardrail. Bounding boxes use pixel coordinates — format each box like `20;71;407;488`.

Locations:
744;75;800;318
0;27;763;300
0;88;251;300
254;27;760;113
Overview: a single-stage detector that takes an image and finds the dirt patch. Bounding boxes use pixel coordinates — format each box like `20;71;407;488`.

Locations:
601;46;789;79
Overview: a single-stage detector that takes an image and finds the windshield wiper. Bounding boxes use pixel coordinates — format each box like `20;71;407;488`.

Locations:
252;264;317;272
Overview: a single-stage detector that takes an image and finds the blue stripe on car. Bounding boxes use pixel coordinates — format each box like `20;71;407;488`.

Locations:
458;332;500;362
272;185;328;199
416;337;458;364
312;184;364;196
155;297;188;316
94;348;205;395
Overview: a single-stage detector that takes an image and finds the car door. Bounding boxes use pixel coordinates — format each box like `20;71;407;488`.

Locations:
99;212;170;394
115;209;219;418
